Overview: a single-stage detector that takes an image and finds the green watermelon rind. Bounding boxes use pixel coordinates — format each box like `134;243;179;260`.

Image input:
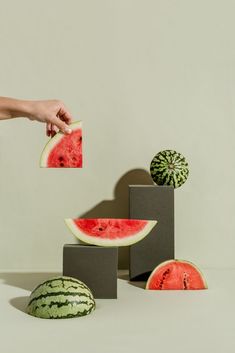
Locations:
26;276;96;319
150;150;189;188
145;259;208;290
39;121;82;168
64;218;157;247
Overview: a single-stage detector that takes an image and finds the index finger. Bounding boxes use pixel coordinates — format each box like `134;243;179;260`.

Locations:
57;106;73;125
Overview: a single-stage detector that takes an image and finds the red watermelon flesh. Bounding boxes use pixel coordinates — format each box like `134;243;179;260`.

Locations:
47;129;82;168
65;218;157;247
146;260;207;290
75;219;147;238
40;121;82;168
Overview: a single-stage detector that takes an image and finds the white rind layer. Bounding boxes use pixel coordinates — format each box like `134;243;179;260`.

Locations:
146;259;208;289
40;121;82;167
64;219;157;247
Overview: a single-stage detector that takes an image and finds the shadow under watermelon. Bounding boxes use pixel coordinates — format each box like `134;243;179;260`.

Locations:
10;296;29;314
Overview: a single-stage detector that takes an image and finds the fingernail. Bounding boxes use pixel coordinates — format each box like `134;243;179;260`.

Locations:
65;127;72;134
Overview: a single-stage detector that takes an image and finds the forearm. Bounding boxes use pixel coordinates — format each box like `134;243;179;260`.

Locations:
0;97;32;120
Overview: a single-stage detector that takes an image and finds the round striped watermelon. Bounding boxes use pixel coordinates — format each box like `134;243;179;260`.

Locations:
27;276;95;319
65;218;157;247
146;260;207;290
150;150;189;188
40;121;82;168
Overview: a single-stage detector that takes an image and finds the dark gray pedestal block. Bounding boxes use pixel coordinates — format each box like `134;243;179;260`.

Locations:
129;185;174;280
63;244;118;299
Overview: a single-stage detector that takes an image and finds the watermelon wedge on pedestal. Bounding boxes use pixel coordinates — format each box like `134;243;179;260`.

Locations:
65;218;157;247
40;121;82;168
146;259;207;290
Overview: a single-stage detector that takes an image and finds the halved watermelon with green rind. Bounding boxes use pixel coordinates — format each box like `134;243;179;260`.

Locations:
27;276;95;319
65;218;157;247
40;121;82;168
146;259;207;290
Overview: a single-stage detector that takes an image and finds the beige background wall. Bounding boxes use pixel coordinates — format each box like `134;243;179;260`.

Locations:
0;0;234;270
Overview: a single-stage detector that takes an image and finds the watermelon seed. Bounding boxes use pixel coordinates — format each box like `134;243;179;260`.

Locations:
60;163;64;167
159;269;170;289
59;156;64;161
183;272;189;289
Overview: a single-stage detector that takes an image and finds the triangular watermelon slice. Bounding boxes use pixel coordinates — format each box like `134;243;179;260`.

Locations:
40;121;82;168
65;218;157;247
146;259;207;290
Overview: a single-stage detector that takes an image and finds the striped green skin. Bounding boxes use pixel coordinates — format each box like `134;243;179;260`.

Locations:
150;150;189;188
26;276;95;319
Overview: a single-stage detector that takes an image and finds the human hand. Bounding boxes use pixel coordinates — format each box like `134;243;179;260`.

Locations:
27;100;73;137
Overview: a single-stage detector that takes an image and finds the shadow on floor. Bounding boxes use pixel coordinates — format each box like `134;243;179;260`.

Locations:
117;270;129;281
127;271;150;289
117;270;146;289
78;168;154;269
0;273;59;315
0;272;60;291
10;296;29;314
128;281;146;290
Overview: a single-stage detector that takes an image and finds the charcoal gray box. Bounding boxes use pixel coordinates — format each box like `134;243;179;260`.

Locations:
129;185;174;280
63;244;118;299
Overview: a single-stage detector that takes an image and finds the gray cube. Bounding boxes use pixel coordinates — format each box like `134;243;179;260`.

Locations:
129;185;174;280
63;244;118;299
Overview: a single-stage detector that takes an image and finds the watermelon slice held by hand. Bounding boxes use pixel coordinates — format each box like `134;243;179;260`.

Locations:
40;121;82;168
65;218;157;247
146;259;207;290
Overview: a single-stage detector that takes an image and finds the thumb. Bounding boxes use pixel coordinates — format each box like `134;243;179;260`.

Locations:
51;116;72;134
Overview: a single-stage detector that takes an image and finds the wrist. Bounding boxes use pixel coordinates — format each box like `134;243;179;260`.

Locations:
0;98;34;120
13;99;35;120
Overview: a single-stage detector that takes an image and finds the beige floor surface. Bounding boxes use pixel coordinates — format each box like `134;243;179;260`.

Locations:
0;269;234;353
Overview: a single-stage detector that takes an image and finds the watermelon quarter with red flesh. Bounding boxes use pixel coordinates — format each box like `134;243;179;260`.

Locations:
40;121;82;168
65;218;157;247
146;260;207;290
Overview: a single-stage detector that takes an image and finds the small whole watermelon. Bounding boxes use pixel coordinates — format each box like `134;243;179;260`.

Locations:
150;150;189;188
26;276;95;319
